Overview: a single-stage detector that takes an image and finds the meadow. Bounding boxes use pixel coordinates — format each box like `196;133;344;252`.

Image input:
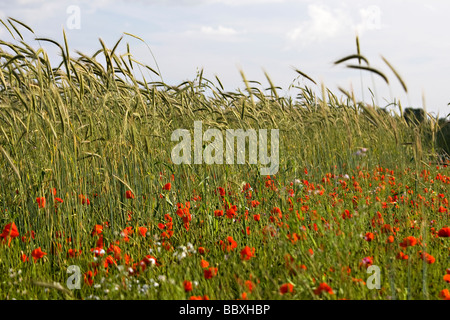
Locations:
0;18;449;300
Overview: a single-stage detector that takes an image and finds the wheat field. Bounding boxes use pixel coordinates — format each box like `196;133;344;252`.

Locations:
0;18;449;300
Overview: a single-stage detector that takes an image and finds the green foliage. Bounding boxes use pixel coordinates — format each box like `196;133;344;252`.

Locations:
0;19;449;300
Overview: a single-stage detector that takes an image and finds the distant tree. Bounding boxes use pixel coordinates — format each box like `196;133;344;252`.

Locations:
403;108;425;125
436;118;450;156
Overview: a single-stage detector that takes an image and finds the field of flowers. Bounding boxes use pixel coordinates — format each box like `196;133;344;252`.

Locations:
0;19;449;300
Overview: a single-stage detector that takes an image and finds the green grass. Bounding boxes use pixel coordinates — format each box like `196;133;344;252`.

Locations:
0;19;449;300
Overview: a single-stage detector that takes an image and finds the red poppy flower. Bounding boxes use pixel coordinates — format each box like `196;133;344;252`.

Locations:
421;252;435;264
240;246;255;260
36;197;46;208
138;226;147;237
163;183;171;191
272;207;282;218
204;267;218;279
443;274;450;283
1;222;19;240
217;187;226;197
104;255;116;268
360;256;374;267
198;247;206;255
245;280;254;293
364;232;374;242
200;258;209;268
91;224;103;236
126;190;135;199
226;236;237;251
158;223;166;230
121;226;133;241
31;247;47;262
107;244;121;260
251;200;260;208
438;206;448;213
84;270;94;286
313;282;334;295
183;280;193;292
342;209;352;219
396;251;408;260
440;289;450;300
176;202;190;218
399;236;417;248
21;253;29;262
438;227;450;237
226;206;237;219
280;283;294;294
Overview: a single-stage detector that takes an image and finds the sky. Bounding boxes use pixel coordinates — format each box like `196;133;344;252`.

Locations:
0;0;449;117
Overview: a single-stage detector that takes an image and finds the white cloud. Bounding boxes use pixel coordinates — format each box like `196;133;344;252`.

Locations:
287;4;384;46
355;5;382;35
287;5;352;45
200;25;237;36
1;1;65;26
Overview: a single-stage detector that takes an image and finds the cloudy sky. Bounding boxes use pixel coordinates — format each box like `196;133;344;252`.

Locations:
1;0;449;116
